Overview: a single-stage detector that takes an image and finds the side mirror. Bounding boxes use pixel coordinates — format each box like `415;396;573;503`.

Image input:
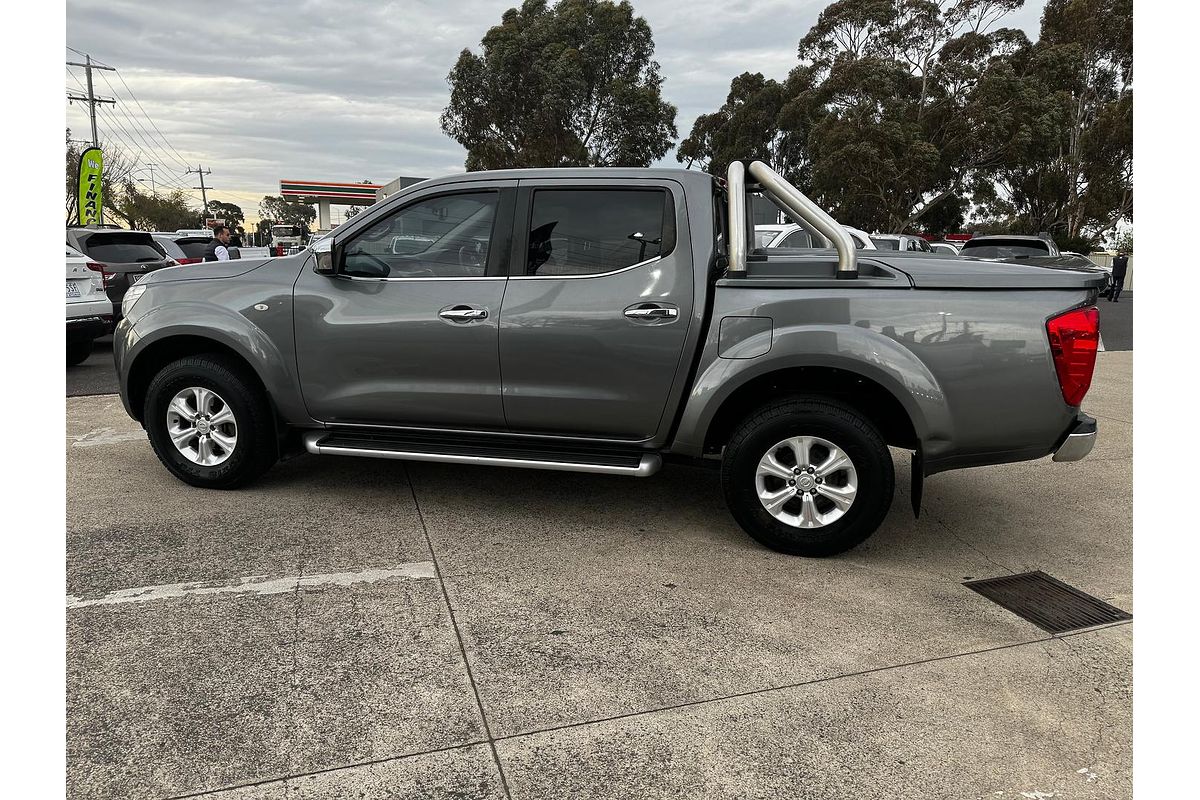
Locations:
313;236;339;275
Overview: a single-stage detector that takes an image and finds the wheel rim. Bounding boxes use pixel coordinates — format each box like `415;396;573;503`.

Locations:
165;386;238;467
755;435;858;529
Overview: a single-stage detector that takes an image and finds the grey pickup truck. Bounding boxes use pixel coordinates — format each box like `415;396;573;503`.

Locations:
114;161;1104;556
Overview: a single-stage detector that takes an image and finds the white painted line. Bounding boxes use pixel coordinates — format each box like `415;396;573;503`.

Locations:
66;562;437;609
1098;334;1106;352
69;427;147;447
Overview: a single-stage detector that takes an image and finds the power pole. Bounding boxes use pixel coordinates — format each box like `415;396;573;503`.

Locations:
144;163;158;194
186;165;212;215
66;53;116;147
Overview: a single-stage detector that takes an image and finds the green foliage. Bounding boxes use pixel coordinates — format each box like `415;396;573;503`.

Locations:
978;0;1132;242
441;0;677;169
1113;228;1132;253
109;182;202;232
206;200;244;226
258;195;316;227
677;73;802;179
679;0;1131;240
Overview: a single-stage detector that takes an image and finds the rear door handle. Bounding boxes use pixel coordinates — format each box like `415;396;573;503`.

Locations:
439;305;488;322
624;304;679;321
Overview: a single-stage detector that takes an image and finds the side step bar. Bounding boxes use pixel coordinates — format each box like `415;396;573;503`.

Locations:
302;430;662;477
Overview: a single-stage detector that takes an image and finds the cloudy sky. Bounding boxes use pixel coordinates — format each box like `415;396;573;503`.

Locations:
66;0;1047;225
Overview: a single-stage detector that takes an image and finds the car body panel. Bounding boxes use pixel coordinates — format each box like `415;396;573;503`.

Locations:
670;279;1093;473
115;166;1098;482
496;176;698;442
115;254;311;424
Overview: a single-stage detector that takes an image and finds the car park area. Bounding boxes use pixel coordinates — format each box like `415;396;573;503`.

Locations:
66;350;1131;799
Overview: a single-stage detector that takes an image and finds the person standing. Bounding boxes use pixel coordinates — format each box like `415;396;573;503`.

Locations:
1110;251;1129;302
203;225;233;262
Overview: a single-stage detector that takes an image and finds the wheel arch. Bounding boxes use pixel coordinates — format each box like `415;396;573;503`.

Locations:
126;334;272;424
701;364;921;455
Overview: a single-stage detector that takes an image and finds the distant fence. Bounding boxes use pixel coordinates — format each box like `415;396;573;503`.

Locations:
1088;253;1134;290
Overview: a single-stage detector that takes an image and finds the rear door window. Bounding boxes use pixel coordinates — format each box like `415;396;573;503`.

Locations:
82;233;164;263
152;239;187;260
176;239;211;259
779;230;813;248
525;189;671;276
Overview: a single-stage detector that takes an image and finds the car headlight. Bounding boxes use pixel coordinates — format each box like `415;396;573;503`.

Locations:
122;284;148;317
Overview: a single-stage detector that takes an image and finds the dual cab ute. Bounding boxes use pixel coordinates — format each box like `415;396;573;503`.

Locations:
114;162;1104;556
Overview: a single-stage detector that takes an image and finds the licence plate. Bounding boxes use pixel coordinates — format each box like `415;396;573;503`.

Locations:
66;281;81;298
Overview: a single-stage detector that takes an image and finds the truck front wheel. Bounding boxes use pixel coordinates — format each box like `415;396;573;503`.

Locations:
720;397;894;557
143;354;278;489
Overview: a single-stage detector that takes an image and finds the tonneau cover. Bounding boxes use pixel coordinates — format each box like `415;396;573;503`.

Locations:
859;251;1109;290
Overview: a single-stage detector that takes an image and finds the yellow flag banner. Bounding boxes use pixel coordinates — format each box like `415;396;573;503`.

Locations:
78;147;104;226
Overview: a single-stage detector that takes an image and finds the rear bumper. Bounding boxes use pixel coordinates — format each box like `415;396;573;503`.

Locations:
66;315;110;343
1052;413;1097;462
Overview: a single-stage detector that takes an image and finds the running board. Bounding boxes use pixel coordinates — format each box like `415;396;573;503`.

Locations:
302;430;662;477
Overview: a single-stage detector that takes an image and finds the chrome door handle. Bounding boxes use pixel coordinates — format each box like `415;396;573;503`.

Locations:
439;306;488;322
624;306;678;320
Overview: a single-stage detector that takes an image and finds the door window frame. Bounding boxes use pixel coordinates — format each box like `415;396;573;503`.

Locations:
508;181;678;279
332;184;517;281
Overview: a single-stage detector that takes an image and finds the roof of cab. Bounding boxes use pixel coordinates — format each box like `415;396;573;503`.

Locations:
415;167;716;188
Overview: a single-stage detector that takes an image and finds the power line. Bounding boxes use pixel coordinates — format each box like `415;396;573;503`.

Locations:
95;73;194;184
111;67;195;171
65;52;116;149
91;98;192;189
93;108;191;193
66;47;198;177
186;165;213;210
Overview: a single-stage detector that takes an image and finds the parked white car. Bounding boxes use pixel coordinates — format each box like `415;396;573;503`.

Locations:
929;242;960;256
869;233;934;252
66;245;111;366
753;224;794;249
765;224;877;250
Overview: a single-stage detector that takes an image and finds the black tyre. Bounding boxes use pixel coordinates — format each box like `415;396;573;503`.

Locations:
720;396;894;557
144;354;278;489
66;339;93;366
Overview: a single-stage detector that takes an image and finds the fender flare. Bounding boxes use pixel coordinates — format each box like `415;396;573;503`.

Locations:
124;303;309;424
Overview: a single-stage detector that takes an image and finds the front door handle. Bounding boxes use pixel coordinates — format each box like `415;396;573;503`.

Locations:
624;304;679;321
439;305;488;322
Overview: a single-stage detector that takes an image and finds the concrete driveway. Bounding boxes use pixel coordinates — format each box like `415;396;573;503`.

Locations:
66;353;1132;800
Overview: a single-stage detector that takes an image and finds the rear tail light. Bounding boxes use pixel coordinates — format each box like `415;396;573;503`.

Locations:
178;257;201;265
85;261;113;289
1046;306;1100;407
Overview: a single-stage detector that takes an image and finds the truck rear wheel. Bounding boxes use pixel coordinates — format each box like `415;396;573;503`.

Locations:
720;397;894;557
144;354;278;489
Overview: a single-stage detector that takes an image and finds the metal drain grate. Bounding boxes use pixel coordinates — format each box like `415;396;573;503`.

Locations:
964;571;1131;634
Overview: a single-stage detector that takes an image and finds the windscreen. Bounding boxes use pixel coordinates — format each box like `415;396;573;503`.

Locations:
176;240;210;259
82;233;164;263
754;230;779;248
153;239;187;259
960;238;1052;258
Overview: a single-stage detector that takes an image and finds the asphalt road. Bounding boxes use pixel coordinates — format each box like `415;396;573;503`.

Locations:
66;353;1132;799
66;336;119;397
66;295;1133;399
1097;292;1133;351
